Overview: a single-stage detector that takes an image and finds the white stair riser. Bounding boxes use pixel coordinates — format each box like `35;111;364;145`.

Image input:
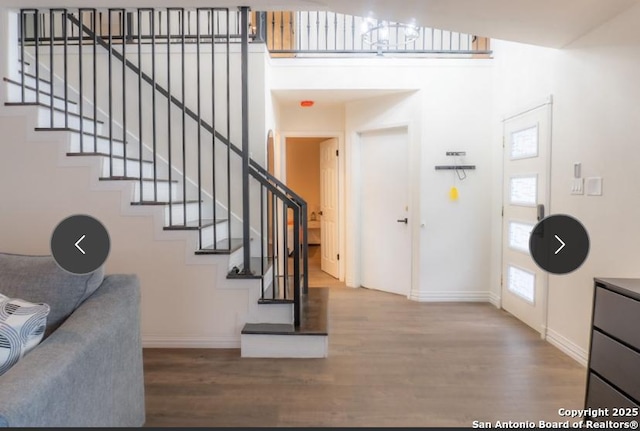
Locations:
18;75;52;93
133;181;179;202
164;202;201;225
69;134;126;157
37;108;103;134
19;64;32;74
241;334;328;358
102;157;154;179
199;222;229;248
6;86;79;113
250;303;294;324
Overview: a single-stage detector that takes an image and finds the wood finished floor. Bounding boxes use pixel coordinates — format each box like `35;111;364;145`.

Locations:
143;246;586;427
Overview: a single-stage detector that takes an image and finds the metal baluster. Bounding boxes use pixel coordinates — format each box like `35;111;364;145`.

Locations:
167;9;172;221
260;185;265;300
121;10;127;176
19;11;25;102
351;15;355;50
78;9;84;152
138;9;143;202
324;11;328;50
316;12;319;51
282;203;288;299
211;8;217;248
34;11;40;105
226;9;231;248
63;10;68;128
197;9;203;246
240;7;250;272
293;204;300;325
151;10;158;201
92;9;97;151
279;11;283;50
271;191;276;298
260;183;265;295
273;193;278;301
334;12;337;50
49;11;54;127
181;9;187;222
306;11;310;51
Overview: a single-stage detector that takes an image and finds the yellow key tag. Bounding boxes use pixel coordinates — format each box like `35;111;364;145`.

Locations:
449;186;459;201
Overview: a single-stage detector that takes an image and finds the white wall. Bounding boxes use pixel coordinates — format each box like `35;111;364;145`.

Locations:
491;3;640;363
272;57;494;301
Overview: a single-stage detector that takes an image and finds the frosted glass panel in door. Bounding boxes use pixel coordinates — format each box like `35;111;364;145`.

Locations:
510;125;539;160
507;265;535;304
509;175;537;206
509;221;534;253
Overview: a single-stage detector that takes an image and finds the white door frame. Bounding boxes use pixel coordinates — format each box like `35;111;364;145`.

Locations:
277;130;345;282
347;122;420;299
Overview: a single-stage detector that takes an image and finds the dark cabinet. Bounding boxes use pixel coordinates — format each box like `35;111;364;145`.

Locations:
585;278;640;420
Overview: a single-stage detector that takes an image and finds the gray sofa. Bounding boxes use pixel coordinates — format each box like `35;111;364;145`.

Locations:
0;253;145;427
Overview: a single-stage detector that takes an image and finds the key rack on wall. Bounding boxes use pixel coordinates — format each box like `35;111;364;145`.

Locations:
435;152;476;172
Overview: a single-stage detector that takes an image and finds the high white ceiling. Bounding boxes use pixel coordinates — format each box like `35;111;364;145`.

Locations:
2;0;638;48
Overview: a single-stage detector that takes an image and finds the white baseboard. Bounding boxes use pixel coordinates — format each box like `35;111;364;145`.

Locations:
546;328;588;367
409;290;491;302
142;335;240;349
489;292;501;308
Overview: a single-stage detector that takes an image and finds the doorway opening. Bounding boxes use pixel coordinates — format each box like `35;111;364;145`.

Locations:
284;136;340;282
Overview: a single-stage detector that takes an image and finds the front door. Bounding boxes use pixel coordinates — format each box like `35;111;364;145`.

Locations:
501;101;552;335
359;128;411;296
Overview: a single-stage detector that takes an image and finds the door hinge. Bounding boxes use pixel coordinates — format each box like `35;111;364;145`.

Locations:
337;254;340;261
502;136;505;148
500;275;503;286
501;206;504;217
336;149;339;156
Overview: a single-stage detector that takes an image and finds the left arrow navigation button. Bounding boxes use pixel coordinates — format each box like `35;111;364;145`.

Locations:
75;235;86;255
51;215;110;275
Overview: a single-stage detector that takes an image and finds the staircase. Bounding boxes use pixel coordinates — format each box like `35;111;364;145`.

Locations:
1;7;328;358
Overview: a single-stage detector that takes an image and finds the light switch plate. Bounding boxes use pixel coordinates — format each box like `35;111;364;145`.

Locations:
586;177;603;196
571;178;584;195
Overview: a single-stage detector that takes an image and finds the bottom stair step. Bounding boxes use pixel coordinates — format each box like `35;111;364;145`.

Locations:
241;287;329;358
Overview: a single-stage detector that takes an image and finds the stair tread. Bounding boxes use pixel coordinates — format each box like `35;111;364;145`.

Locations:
5;101;105;124
99;176;177;183
242;288;329;335
4;77;77;105
130;199;201;206
34;127;126;143
66;152;153;164
164;219;227;230
227;257;273;279
196;238;244;255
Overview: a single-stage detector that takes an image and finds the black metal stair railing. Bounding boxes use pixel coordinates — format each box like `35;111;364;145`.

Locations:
14;7;308;327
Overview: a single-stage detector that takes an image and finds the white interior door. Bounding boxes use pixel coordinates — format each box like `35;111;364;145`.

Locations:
501;102;552;335
359;128;411;296
320;138;339;278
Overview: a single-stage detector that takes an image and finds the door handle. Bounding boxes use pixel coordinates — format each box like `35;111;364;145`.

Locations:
537;204;545;221
318;211;323;216
397;218;408;224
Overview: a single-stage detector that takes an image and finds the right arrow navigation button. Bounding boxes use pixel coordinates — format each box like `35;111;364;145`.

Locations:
529;214;589;274
554;235;565;255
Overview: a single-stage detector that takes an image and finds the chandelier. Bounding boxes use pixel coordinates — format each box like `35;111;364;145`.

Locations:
360;17;420;53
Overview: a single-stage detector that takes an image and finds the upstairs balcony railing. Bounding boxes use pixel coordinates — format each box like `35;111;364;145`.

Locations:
254;11;492;57
21;9;491;57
